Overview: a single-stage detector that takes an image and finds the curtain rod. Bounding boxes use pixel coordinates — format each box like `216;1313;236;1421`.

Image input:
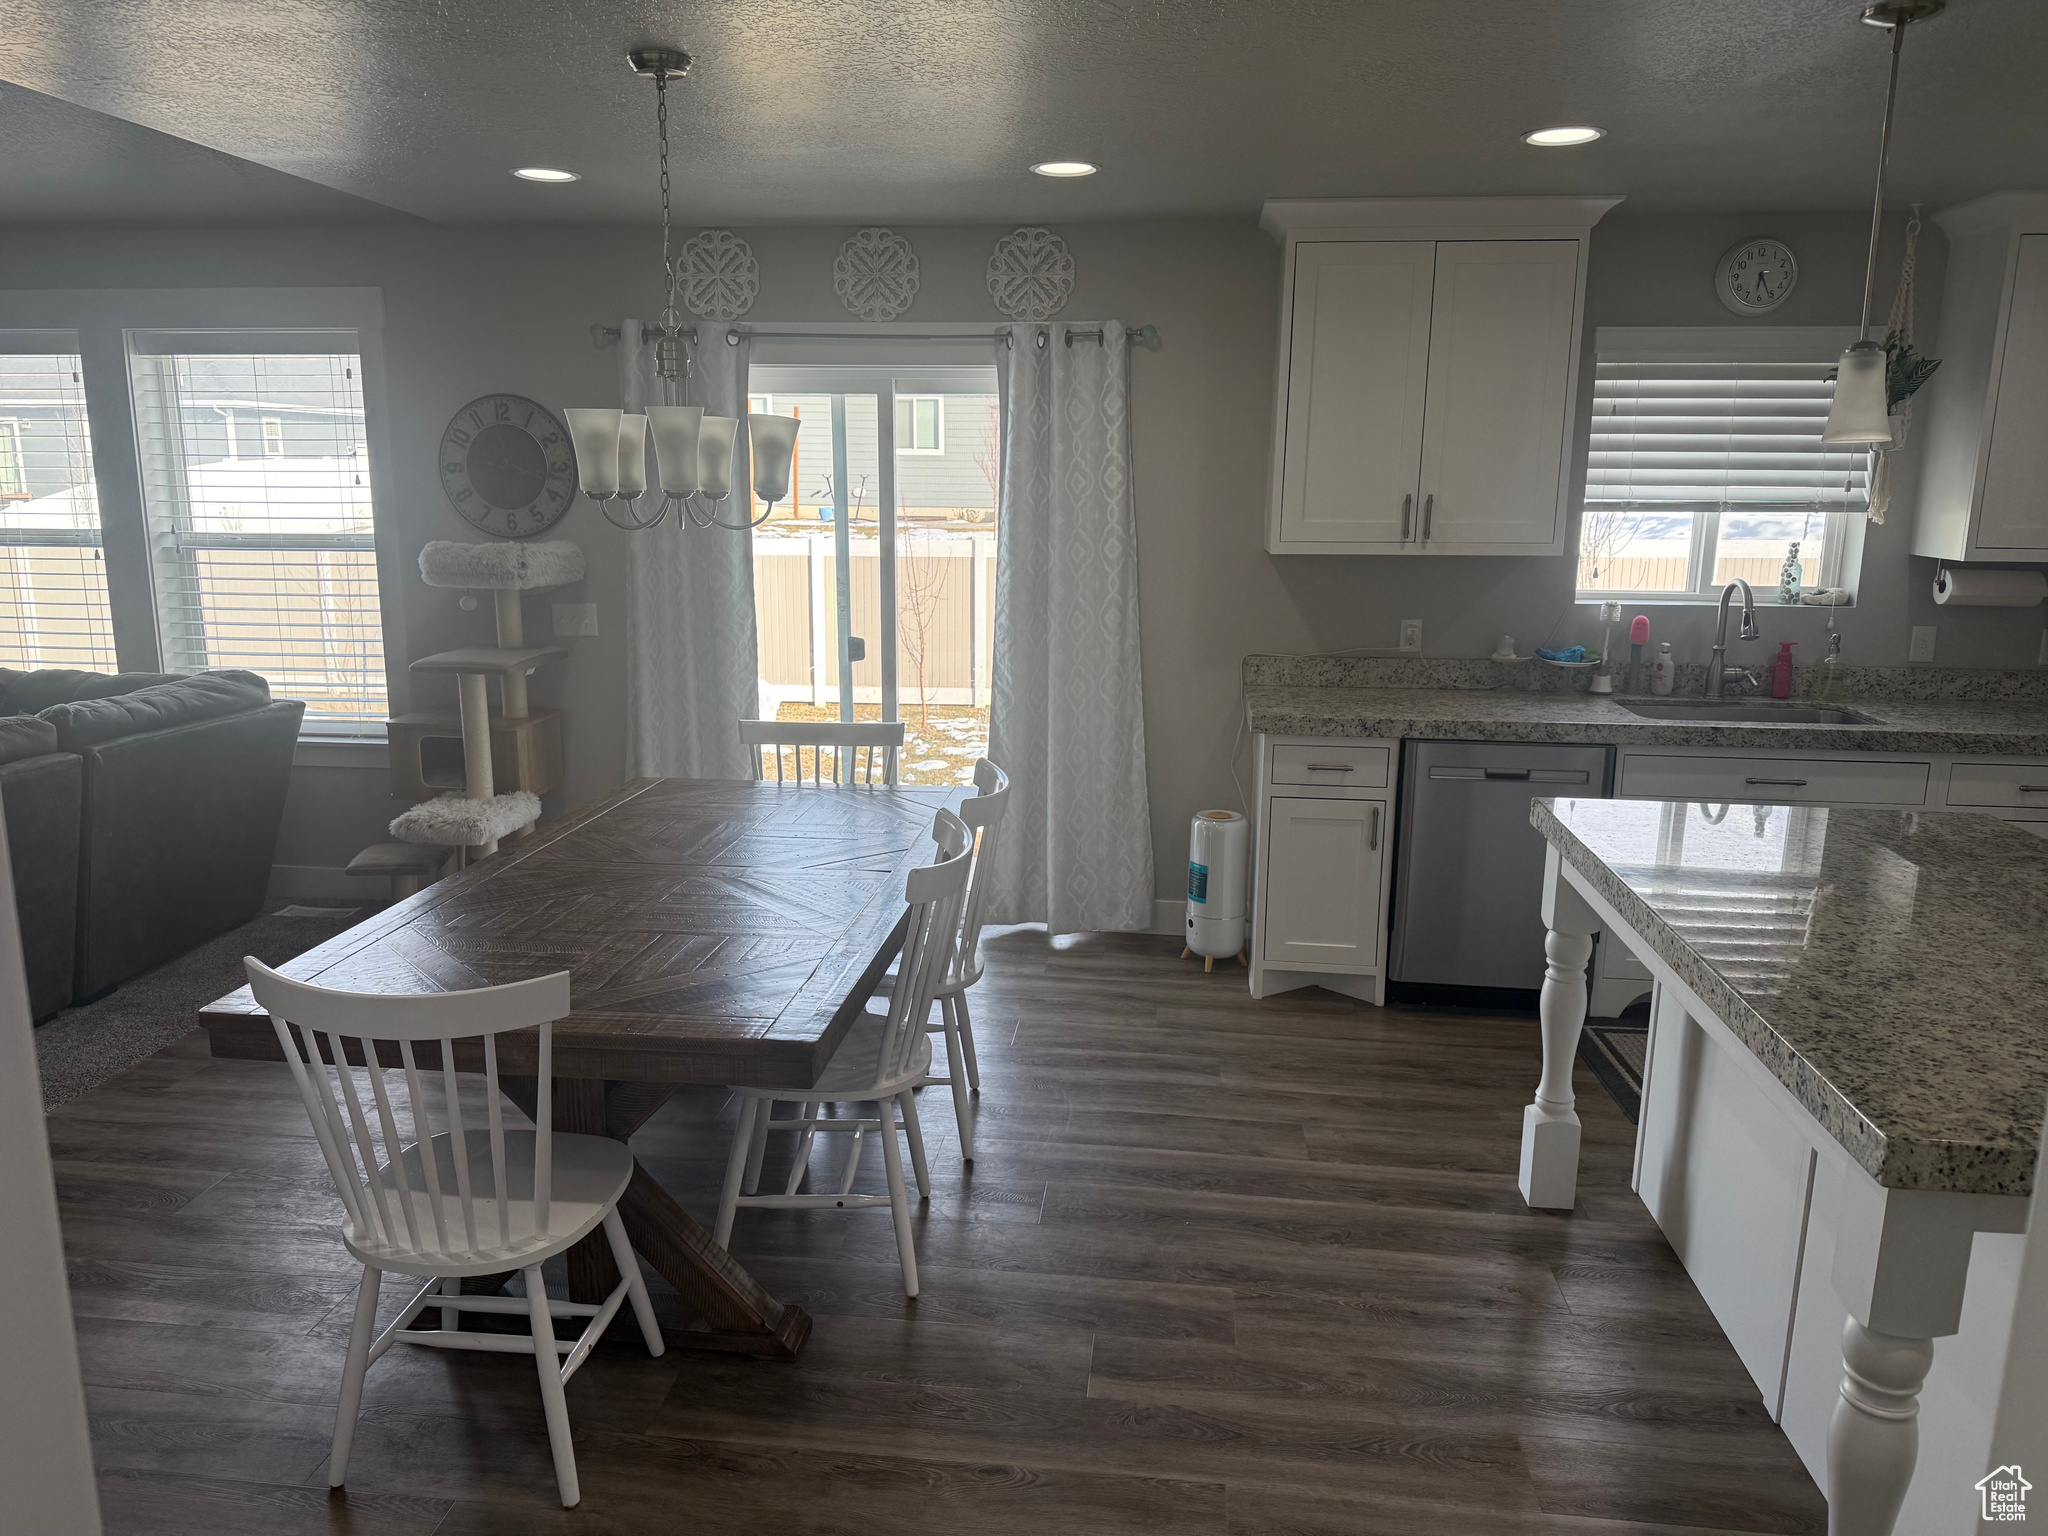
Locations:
590;323;1156;350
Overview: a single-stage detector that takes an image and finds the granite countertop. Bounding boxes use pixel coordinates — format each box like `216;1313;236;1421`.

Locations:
1534;796;2048;1197
1244;683;2048;755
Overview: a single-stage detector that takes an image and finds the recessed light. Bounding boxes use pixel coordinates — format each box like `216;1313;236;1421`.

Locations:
1030;160;1098;178
512;167;581;182
1520;126;1606;147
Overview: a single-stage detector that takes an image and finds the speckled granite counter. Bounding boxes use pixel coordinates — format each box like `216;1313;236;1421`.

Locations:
1534;796;2048;1196
1244;684;2048;756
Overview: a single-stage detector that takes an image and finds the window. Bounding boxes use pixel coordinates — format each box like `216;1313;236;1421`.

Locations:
750;364;998;785
129;334;386;728
894;394;944;454
0;340;118;670
1578;328;1869;602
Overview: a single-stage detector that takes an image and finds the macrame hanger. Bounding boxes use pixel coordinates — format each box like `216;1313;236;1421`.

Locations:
1887;205;1921;348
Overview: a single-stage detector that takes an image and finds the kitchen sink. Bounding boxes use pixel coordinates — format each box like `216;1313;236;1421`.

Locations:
1620;701;1879;725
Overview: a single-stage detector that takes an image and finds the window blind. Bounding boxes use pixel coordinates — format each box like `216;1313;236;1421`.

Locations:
1587;362;1869;509
0;345;118;670
129;338;386;727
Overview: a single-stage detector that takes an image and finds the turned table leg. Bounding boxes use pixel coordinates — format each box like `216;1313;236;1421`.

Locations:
1826;1318;1933;1535
1520;845;1598;1209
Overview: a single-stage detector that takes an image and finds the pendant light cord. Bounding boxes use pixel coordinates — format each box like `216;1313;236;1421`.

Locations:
1857;15;1909;341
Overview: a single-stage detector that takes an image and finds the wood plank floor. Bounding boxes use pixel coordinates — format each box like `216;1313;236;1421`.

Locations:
54;928;1826;1534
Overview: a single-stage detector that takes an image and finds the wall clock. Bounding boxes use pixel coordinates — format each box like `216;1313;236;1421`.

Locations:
437;394;577;538
1716;238;1799;316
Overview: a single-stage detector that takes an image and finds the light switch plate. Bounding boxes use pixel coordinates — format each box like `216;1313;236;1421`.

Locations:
1399;618;1422;653
1909;625;1936;663
553;602;598;637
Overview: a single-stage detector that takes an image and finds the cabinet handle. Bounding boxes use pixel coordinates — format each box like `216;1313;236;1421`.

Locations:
1744;777;1808;787
1306;763;1355;772
1369;804;1383;851
1421;494;1434;542
1400;493;1413;541
2020;785;2048;793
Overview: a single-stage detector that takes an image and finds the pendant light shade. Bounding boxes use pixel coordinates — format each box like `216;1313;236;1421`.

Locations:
1822;339;1893;444
646;406;704;495
697;416;739;498
616;413;649;495
749;414;800;505
564;408;623;497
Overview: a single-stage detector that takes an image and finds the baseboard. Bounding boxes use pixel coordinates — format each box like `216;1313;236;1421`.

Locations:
266;864;364;903
1149;898;1186;937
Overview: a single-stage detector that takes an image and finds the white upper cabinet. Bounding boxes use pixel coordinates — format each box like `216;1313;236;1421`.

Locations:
1912;195;2048;561
1261;197;1621;557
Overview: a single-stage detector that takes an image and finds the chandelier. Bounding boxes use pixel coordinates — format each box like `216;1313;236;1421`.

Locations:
563;46;798;532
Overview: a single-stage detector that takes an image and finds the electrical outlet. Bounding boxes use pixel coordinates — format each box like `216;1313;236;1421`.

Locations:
1399;618;1423;653
1909;625;1937;663
552;602;598;638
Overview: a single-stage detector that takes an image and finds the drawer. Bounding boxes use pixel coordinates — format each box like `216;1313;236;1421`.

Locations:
1271;744;1390;789
1945;761;2048;810
1618;753;1929;806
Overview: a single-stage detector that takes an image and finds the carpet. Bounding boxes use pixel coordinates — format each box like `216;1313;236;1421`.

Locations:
33;901;367;1110
1579;1002;1651;1125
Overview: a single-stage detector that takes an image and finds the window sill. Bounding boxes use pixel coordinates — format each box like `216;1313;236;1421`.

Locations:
294;733;389;769
1575;595;1855;610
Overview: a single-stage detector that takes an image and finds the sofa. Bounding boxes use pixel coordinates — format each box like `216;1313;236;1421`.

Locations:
0;668;305;1015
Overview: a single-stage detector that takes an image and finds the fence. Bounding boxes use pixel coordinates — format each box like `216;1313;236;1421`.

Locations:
755;529;996;709
1578;555;1788;596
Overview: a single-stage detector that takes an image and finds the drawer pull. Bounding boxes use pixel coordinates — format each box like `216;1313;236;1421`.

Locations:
2020;784;2048;793
1744;777;1808;787
1305;763;1355;772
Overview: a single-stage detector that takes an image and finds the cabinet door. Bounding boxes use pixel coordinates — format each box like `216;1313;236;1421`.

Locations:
1277;242;1434;546
1416;240;1581;549
1977;234;2048;551
1261;796;1385;967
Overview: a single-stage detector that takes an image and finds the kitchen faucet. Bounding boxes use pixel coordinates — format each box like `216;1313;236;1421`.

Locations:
1707;579;1762;698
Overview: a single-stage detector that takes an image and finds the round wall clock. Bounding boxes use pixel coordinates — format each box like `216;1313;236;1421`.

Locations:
437;393;577;538
1716;238;1799;316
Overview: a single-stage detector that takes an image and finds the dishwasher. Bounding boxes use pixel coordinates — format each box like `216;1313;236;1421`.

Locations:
1389;740;1613;992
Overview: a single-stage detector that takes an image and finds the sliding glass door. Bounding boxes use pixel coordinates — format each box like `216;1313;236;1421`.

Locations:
748;363;998;786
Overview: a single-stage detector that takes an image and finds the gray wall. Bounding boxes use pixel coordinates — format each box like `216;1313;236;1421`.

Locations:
1;207;2038;905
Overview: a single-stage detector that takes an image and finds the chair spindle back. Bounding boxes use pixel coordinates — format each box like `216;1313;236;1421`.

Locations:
951;758;1011;988
871;807;972;1084
738;718;906;786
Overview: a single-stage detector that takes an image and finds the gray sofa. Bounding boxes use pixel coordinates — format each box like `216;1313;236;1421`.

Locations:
0;668;305;1015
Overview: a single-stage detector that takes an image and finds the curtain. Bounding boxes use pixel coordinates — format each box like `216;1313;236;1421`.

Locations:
622;319;759;779
987;321;1155;933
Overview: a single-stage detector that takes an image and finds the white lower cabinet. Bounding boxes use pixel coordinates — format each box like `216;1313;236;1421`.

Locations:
1261;795;1386;968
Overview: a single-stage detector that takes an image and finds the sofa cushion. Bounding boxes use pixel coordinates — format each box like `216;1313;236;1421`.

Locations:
42;670;273;751
0;667;181;717
0;714;59;765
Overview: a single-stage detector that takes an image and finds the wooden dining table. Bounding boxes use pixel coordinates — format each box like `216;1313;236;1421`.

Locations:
200;776;966;1361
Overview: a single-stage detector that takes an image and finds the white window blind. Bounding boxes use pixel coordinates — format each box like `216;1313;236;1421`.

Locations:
0;339;118;670
129;332;386;726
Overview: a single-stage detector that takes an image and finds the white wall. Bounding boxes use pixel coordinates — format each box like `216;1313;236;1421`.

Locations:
2;208;2039;904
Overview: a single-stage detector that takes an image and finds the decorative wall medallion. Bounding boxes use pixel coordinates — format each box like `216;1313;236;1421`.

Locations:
834;227;920;322
679;229;759;320
987;227;1075;319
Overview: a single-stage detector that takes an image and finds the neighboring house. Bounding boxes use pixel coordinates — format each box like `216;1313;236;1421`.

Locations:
750;392;999;524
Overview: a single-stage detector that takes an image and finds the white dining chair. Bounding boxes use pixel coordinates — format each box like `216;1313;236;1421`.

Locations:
921;758;1010;1162
713;806;971;1297
739;718;906;785
243;959;664;1510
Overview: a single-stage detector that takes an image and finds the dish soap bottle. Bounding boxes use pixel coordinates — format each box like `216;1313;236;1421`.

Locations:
1815;631;1845;705
1649;641;1675;696
1778;542;1805;605
1771;640;1797;699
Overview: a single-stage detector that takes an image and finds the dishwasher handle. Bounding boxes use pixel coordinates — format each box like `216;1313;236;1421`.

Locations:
1483;768;1531;780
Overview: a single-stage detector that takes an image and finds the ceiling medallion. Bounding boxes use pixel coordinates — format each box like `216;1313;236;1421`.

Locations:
679;229;759;320
987;227;1075;320
834;228;920;322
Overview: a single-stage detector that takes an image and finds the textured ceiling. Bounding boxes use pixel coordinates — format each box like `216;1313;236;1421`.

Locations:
2;0;2045;228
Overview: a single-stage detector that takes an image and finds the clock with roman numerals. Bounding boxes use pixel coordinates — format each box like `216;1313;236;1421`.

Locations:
438;394;577;538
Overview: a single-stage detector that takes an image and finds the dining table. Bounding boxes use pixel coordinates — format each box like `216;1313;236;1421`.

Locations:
200;775;967;1361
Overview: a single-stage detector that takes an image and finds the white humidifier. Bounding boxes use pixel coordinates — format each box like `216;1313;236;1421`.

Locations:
1184;809;1248;971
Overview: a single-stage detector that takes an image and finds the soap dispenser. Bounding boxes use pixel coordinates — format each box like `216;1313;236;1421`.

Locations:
1649;641;1675;696
1771;640;1797;699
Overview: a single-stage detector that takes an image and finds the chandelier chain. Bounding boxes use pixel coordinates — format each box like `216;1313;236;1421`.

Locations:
657;71;679;336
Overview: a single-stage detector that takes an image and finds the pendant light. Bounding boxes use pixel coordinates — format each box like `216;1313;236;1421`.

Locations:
1823;1;1943;446
562;46;800;533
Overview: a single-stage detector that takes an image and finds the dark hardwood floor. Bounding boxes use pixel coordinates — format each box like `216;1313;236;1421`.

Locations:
53;929;1827;1534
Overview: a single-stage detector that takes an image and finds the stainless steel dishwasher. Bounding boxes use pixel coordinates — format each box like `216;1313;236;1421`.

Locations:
1390;740;1613;992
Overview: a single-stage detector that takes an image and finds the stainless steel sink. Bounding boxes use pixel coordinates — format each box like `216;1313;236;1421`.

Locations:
1620;701;1879;725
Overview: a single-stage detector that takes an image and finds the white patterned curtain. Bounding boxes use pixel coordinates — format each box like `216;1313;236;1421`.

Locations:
987;321;1155;933
622;320;759;779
